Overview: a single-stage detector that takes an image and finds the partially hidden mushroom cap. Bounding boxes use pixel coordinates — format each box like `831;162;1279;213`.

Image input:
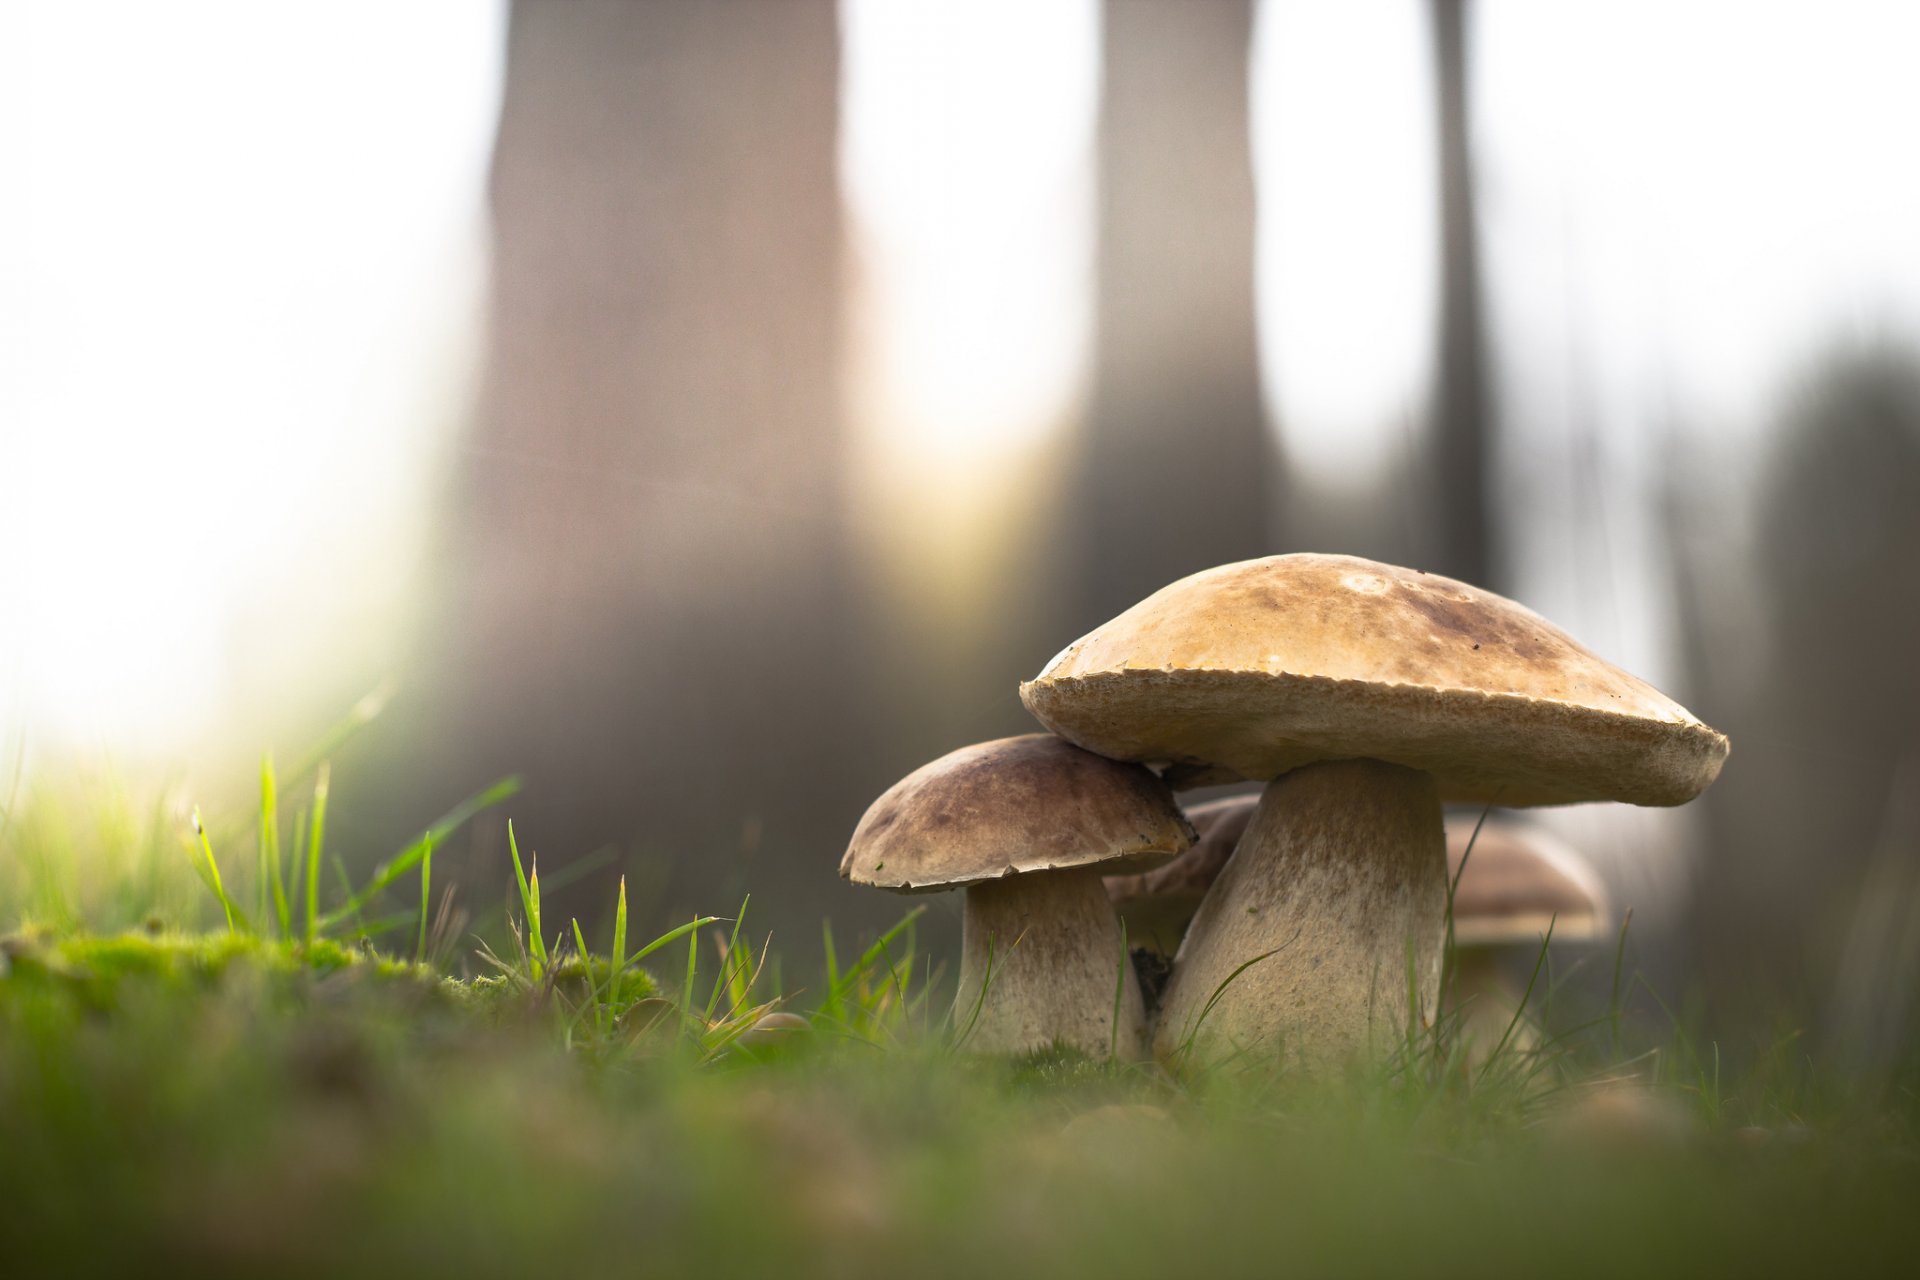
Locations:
840;734;1195;894
1020;553;1729;807
1105;794;1257;910
1448;820;1609;946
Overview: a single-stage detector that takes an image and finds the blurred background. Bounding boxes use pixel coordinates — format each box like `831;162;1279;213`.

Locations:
4;0;1918;1062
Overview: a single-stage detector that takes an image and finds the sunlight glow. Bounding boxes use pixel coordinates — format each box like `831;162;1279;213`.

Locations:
1252;0;1437;487
0;2;505;756
840;0;1097;629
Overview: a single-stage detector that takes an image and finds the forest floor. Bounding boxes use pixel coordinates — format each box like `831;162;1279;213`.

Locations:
3;766;1917;1277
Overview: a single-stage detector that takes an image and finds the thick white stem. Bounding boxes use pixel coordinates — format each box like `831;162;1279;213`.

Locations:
1152;758;1447;1066
954;867;1149;1059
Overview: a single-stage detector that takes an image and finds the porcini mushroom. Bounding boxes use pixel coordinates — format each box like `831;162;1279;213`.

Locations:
840;734;1194;1058
1445;819;1609;1059
1105;795;1257;957
1019;553;1727;1065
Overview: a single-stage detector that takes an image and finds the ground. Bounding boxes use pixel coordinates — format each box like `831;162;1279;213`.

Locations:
2;770;1916;1275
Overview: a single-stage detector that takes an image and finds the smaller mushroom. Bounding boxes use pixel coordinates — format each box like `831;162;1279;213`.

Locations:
840;734;1194;1058
1444;819;1609;1060
735;1010;812;1052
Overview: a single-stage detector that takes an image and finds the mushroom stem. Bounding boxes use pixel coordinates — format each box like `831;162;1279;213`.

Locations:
1152;758;1447;1066
1445;947;1541;1061
954;866;1149;1059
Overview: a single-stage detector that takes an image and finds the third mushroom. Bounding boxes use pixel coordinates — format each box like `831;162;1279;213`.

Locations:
1021;553;1728;1067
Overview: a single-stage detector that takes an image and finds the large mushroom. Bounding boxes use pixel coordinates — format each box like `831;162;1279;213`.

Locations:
1019;553;1727;1065
840;734;1194;1058
1108;798;1611;1057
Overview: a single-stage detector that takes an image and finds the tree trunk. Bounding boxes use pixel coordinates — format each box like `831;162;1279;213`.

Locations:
386;0;854;929
1429;0;1495;589
1079;0;1271;627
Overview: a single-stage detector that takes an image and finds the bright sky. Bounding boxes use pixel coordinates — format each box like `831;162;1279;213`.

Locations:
0;1;505;756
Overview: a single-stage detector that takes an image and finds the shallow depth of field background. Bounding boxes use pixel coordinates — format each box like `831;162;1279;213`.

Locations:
4;0;1918;1063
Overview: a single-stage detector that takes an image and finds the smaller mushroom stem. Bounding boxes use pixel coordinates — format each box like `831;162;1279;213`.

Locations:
1152;758;1447;1066
954;867;1149;1059
1444;947;1540;1062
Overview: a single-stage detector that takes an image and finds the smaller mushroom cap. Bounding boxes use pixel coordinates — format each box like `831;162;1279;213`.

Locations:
841;734;1194;893
1448;819;1609;946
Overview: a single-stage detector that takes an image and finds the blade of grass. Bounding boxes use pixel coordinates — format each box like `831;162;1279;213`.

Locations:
681;919;700;1045
570;917;600;1036
505;819;546;979
1171;934;1295;1070
826;908;927;1010
289;805;309;946
609;875;628;1003
1609;907;1634;1059
1476;915;1557;1083
279;681;392;788
304;763;329;945
261;754;287;937
821;919;843;1024
415;834;434;965
317;776;520;933
705;896;751;1022
188;807;245;933
950;934;995;1051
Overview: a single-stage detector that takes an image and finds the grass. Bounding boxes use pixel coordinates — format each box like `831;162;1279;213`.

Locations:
2;758;1918;1276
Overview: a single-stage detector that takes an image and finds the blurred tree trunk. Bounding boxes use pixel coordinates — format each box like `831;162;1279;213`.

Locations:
376;0;854;928
1686;345;1920;1058
1078;0;1271;627
1428;0;1495;589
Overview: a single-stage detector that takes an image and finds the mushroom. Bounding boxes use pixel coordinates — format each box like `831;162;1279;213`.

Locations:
1114;798;1610;1057
1444;819;1609;1059
1019;553;1727;1065
839;734;1194;1058
1105;795;1257;957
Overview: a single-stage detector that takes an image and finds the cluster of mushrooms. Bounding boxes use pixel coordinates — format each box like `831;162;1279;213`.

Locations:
840;553;1729;1066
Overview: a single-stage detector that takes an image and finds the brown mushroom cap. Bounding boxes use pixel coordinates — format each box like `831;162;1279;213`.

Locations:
840;734;1194;894
1448;820;1610;946
1020;553;1728;807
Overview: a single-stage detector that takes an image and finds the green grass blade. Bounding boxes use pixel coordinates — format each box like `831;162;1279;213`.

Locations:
279;681;391;788
1172;938;1292;1069
1111;917;1129;1060
950;934;995;1051
261;754;287;937
821;918;842;1024
529;856;548;973
1609;907;1634;1059
304;763;329;946
681;918;700;1046
1477;915;1557;1083
610;876;628;993
570;917;600;1035
626;915;721;967
317;776;520;935
188;806;246;933
416;834;434;965
706;895;751;1021
826;908;927;1010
